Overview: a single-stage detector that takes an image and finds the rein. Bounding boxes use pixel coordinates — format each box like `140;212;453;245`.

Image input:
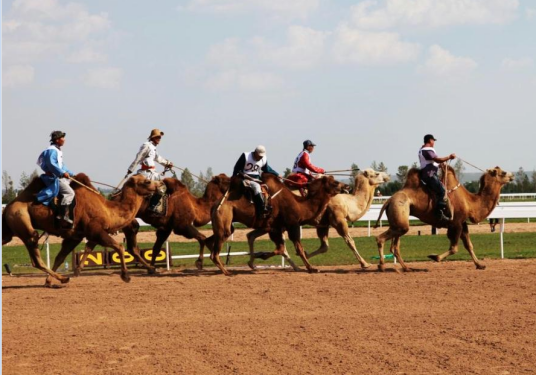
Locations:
68;177;101;195
458;157;486;172
172;166;208;183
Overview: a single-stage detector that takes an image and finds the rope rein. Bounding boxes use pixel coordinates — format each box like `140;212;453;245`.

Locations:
68;177;101;195
457;157;486;172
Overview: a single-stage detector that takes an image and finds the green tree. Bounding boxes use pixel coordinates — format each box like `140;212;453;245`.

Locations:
453;159;465;179
377;162;388;173
283;168;292;178
180;168;196;192
348;163;359;188
19;169;39;190
2;170;17;203
396;165;409;183
370;161;379;171
515;167;527;192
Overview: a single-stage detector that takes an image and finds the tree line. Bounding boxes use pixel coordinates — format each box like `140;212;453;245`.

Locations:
3;163;536;204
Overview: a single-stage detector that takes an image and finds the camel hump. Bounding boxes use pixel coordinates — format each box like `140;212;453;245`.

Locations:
403;168;421;188
163;178;186;194
72;173;97;191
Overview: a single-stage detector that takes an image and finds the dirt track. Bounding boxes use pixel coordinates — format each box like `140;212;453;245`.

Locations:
3;259;536;374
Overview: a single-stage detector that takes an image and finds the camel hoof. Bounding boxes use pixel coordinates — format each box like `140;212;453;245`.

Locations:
307;268;319;274
361;262;372;269
402;267;413;273
476;264;486;270
121;274;131;283
147;267;158;275
61;276;70;284
195;259;204;270
428;254;441;262
377;264;385;272
247;260;257;270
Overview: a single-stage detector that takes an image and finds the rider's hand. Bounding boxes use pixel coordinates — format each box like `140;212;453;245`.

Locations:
63;172;70;178
450;153;456;160
166;162;173;168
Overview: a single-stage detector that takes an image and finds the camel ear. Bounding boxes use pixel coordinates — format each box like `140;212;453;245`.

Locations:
363;170;369;177
489;169;498;177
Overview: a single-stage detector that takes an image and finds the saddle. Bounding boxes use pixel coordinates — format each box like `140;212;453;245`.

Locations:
419;178;453;220
147;184;169;216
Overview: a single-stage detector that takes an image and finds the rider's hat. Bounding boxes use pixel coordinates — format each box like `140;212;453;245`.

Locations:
148;129;165;140
303;139;316;149
255;145;266;157
424;134;437;143
50;130;66;143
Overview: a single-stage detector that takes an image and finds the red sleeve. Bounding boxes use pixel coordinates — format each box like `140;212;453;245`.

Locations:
299;152;325;174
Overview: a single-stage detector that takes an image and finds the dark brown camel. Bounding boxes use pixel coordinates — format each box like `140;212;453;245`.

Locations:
246;168;390;270
2;174;162;286
374;165;514;271
205;174;346;276
75;174;231;275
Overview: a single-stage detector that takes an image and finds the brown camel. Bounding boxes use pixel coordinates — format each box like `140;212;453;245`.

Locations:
2;174;162;286
74;174;231;275
374;165;514;271
246;169;390;270
205;174;346;276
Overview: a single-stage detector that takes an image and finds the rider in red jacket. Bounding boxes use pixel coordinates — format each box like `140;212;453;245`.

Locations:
287;140;325;194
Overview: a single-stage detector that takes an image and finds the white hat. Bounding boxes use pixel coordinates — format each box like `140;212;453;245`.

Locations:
255;145;266;157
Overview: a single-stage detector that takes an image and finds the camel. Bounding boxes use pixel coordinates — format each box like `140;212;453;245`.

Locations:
374;165;514;271
2;174;162;286
246;169;390;270
205;174;346;276
74;174;231;275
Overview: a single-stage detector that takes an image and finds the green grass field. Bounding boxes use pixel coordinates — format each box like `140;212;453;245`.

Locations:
3;232;536;274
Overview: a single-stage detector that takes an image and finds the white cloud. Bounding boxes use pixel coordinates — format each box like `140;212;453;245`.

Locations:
3;0;112;65
206;38;248;68
418;45;477;76
67;45;107;63
351;0;519;30
526;7;536;20
178;0;319;20
205;70;285;92
83;67;123;89
332;25;420;65
2;65;35;88
252;26;328;69
502;57;534;70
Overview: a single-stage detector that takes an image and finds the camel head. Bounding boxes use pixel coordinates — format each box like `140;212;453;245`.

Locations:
308;175;346;197
209;174;231;195
124;175;163;197
483;166;515;186
360;168;391;186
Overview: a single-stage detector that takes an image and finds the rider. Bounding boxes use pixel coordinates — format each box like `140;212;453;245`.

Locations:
36;130;76;227
418;134;456;221
232;145;280;219
127;129;173;212
287;140;325;196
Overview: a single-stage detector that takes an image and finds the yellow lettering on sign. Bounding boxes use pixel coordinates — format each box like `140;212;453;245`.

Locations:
84;253;103;266
112;251;135;264
143;250;166;261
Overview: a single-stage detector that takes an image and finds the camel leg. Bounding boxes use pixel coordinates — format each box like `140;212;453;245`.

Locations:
73;241;98;276
288;226;318;273
307;226;330;258
270;230;300;271
209;206;234;276
246;228;269;270
334;221;370;269
22;230;70;285
88;229;131;283
376;229;393;272
391;236;410;272
428;224;462;263
148;227;172;273
123;220;156;274
460;222;486;270
45;237;83;287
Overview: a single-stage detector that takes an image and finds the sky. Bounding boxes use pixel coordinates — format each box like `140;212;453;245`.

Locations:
2;0;536;188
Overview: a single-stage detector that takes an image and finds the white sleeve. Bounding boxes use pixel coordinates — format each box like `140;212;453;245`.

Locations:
155;150;170;166
128;143;150;171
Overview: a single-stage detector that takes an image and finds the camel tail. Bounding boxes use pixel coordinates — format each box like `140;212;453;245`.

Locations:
373;199;390;229
2;207;14;244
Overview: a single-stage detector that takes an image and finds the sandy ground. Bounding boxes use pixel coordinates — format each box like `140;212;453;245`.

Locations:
3;222;536;246
2;259;536;374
